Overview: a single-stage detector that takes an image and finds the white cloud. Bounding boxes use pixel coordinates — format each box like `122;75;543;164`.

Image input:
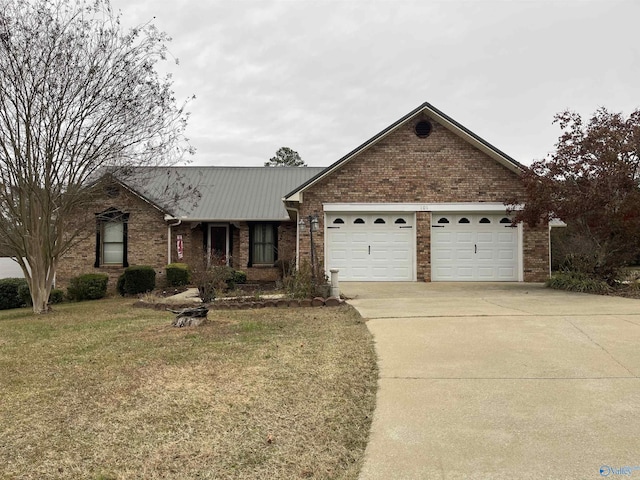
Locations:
111;0;640;167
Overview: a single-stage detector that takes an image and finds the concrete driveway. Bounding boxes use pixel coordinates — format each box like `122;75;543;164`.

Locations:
342;282;640;480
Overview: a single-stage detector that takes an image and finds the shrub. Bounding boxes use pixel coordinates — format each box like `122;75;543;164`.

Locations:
49;289;65;304
283;261;315;299
116;273;126;296
166;263;191;287
67;274;109;301
122;265;156;295
17;282;32;306
15;283;65;307
274;258;292;280
232;270;247;285
191;254;233;302
546;270;612;295
0;278;28;310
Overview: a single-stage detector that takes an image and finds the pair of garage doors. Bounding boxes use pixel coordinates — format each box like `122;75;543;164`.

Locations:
325;213;519;281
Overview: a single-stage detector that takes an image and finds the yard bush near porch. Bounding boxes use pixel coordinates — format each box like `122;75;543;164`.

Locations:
0;299;378;479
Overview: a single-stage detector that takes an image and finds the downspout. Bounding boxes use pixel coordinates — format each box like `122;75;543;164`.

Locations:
285;205;301;271
292;206;300;270
166;216;182;264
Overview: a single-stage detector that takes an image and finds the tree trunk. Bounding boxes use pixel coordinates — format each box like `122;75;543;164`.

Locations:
21;251;57;314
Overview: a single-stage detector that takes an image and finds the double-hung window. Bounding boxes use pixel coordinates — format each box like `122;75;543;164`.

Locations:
102;221;124;264
95;209;129;267
249;223;278;266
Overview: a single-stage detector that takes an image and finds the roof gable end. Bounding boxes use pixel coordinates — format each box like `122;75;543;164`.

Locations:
284;102;525;202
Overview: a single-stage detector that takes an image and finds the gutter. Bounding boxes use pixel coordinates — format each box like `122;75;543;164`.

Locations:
166;216;182;264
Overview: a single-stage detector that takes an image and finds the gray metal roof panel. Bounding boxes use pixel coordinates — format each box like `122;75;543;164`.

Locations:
121;167;324;221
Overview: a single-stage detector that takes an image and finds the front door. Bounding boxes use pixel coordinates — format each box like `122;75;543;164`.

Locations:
209;225;229;264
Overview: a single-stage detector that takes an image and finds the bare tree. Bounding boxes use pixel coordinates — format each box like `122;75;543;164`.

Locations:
0;0;193;313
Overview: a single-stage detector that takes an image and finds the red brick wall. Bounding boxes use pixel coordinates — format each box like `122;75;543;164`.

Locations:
170;221;297;283
61;186;300;290
523;223;550;282
237;222;296;282
297;115;549;282
57;185;169;291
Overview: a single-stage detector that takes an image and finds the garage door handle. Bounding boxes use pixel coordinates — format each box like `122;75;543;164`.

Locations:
475;244;477;254
368;245;371;255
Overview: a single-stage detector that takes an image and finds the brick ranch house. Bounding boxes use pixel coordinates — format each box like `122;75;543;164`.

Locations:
56;102;550;289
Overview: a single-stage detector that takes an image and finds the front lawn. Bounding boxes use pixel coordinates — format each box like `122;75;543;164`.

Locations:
0;299;377;479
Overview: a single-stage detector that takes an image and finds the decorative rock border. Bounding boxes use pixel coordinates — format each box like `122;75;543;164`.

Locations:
133;296;345;311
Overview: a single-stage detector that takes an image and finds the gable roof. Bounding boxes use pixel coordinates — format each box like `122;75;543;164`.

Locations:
284;102;525;202
120;166;325;221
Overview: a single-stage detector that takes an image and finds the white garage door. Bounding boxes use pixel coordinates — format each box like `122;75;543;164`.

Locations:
326;213;414;281
431;214;519;281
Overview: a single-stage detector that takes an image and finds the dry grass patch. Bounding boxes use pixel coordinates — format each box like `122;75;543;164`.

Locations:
0;299;377;479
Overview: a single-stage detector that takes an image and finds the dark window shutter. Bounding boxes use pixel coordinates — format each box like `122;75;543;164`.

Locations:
122;218;129;268
248;223;254;267
272;224;279;262
94;220;101;268
202;222;209;254
228;224;234;268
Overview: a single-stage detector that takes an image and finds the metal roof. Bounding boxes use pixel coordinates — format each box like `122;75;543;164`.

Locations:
121;166;325;221
284;102;525;202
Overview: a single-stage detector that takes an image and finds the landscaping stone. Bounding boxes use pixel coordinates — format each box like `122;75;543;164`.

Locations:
325;296;341;307
136;293;344;311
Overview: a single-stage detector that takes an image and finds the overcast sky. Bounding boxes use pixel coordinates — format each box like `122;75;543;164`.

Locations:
111;0;640;168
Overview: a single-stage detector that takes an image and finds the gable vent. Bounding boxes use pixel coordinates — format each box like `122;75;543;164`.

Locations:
415;120;432;138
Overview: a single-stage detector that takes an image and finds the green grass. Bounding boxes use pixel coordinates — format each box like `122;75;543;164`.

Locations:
0;299;378;479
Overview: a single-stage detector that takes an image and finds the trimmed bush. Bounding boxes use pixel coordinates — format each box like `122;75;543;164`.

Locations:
166;263;191;287
17;283;32;307
0;278;28;310
67;274;109;301
49;289;65;304
232;270;247;285
14;283;65;307
122;265;156;295
116;273;126;296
